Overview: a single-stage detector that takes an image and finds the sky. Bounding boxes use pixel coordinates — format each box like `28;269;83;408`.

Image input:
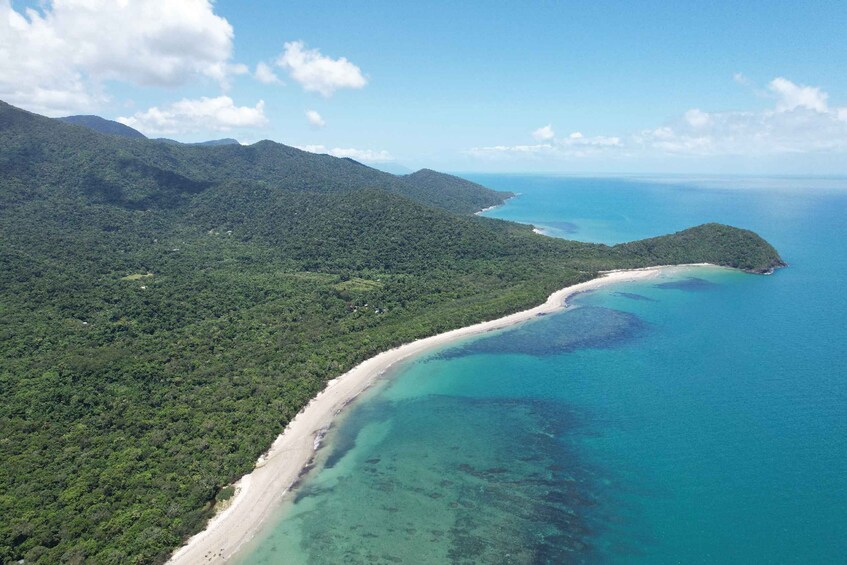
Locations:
2;0;847;174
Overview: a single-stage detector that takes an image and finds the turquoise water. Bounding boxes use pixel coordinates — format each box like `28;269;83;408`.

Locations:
244;176;847;563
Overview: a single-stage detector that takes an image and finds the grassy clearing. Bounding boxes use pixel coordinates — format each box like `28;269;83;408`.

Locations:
334;277;384;291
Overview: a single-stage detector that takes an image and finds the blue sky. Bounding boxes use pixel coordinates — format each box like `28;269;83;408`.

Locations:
2;0;846;173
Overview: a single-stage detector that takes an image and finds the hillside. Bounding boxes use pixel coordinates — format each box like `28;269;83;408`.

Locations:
401;168;514;214
0;100;784;564
58;115;147;139
3;102;512;216
193;138;240;146
58;115;239;147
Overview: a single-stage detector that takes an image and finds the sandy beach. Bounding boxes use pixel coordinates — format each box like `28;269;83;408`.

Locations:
168;264;709;564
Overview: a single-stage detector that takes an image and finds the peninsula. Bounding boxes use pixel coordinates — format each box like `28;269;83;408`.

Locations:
0;101;783;564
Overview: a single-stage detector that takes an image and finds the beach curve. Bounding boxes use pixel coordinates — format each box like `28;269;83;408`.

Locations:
167;264;714;564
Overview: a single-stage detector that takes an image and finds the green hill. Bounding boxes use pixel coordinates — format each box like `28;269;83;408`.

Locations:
401;168;514;214
0;100;784;564
3;102;513;216
57;115;147;139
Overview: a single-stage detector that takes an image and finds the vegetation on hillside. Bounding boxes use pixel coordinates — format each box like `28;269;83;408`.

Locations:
57;115;147;139
0;101;784;564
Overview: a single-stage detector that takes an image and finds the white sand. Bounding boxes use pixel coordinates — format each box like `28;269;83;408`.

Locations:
167;264;709;564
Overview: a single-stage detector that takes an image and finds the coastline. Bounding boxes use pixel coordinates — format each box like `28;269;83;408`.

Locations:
474;193;518;215
167;264;714;564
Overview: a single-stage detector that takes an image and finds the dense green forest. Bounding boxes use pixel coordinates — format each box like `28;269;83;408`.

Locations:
0;101;784;564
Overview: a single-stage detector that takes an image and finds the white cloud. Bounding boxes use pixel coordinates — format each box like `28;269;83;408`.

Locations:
469;77;847;162
297;144;393;162
276;41;367;97
0;0;240;115
733;72;750;86
532;124;555;141
298;145;328;154
306;110;326;128
254;62;281;85
329;147;392;162
769;77;828;113
117;96;267;136
468;131;622;159
635;108;847;157
632;79;847;156
685;108;711;128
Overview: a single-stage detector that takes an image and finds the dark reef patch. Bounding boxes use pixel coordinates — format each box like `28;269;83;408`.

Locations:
654;277;718;291
323;401;390;469
281;394;621;563
546;220;580;234
438;306;648;359
614;291;655;302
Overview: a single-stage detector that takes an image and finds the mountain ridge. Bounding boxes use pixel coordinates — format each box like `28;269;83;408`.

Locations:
4;101;512;215
58;114;147;138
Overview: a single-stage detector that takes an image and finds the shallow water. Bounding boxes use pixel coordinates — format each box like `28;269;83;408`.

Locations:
243;176;847;564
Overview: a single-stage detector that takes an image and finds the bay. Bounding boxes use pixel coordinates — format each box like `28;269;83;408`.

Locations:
243;175;847;563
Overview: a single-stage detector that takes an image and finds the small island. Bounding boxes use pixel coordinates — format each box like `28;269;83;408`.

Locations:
0;101;783;564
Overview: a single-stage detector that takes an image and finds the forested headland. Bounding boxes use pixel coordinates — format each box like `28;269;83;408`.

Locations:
0;101;784;564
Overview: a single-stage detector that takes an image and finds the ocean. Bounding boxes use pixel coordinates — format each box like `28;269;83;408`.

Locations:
242;175;847;563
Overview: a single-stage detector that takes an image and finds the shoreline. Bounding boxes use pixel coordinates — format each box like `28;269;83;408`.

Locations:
474;193;519;215
167;264;715;564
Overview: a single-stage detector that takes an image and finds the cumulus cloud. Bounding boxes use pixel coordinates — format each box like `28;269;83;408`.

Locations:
276;41;367;97
297;144;393;162
635;92;847;156
306;110;326;128
117;96;267;136
633;79;847;156
254;62;281;85
685;108;711;128
769;77;829;112
468;131;622;159
470;78;847;161
532;124;555;141
636;109;847;155
0;0;241;115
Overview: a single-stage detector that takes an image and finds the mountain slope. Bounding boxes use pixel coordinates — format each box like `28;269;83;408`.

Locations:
402;168;513;213
58;114;147;138
57;115;239;147
194;138;240;146
3;102;512;215
0;100;784;564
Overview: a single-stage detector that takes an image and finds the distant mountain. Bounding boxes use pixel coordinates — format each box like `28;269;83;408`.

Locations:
195;138;240;146
58;116;241;148
155;137;241;146
371;161;414;175
58;114;146;138
3;102;513;215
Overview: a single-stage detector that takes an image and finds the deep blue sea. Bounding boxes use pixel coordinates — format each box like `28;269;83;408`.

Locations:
244;176;847;564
